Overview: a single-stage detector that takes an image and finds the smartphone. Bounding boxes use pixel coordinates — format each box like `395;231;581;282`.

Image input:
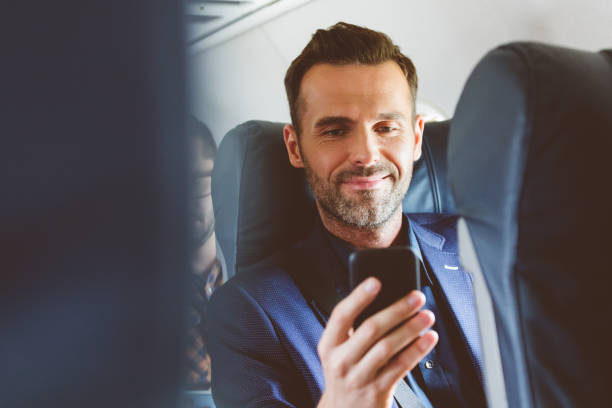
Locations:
349;247;420;329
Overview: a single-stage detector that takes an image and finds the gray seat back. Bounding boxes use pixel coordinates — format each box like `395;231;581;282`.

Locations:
449;42;612;407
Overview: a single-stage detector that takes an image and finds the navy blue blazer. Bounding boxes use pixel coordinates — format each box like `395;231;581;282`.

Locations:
207;214;483;407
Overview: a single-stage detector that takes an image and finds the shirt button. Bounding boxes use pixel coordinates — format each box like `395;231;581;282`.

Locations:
424;360;434;369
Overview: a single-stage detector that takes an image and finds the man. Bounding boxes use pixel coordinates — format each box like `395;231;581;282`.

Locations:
184;116;225;390
208;23;485;407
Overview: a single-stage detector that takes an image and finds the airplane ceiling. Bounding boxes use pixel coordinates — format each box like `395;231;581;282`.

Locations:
186;0;313;51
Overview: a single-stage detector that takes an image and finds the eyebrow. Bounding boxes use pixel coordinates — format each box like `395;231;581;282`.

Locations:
313;116;356;129
376;112;406;121
313;112;407;129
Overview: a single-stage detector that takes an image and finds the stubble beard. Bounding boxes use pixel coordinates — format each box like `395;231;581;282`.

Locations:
303;158;412;230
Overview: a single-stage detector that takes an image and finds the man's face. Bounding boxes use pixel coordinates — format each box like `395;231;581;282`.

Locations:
190;137;215;248
284;61;423;229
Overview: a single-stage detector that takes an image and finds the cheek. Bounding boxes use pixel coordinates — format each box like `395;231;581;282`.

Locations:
304;143;347;179
383;138;414;176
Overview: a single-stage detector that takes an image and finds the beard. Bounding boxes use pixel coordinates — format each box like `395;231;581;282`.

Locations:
303;158;412;230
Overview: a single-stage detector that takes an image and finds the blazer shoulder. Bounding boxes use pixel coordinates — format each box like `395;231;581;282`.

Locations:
208;246;312;328
211;251;297;305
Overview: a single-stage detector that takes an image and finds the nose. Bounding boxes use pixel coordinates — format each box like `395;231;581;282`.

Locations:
349;127;380;167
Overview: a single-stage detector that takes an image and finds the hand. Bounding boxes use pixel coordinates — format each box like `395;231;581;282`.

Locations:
316;278;438;408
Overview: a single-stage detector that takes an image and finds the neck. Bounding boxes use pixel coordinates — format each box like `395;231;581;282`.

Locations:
317;205;403;249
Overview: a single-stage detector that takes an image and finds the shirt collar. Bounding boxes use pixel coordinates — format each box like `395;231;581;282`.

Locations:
322;214;433;288
323;214;413;268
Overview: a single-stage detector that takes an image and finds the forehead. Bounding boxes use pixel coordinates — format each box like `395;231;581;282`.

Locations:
298;61;413;126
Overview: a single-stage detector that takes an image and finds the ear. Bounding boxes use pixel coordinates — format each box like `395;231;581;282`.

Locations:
412;114;425;162
283;124;304;168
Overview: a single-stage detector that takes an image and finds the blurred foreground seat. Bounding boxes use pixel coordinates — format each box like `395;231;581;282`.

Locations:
449;42;612;407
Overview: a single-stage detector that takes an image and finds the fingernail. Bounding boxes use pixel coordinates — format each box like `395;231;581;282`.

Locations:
418;330;438;352
419;310;434;324
406;291;421;307
364;278;379;293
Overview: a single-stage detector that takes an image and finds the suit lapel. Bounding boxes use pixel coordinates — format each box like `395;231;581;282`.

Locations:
411;218;482;371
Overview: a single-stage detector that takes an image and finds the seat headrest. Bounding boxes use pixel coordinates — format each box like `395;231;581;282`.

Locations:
212;120;455;276
448;42;612;406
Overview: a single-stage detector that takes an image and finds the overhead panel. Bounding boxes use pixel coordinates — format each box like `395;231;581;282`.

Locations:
186;0;313;52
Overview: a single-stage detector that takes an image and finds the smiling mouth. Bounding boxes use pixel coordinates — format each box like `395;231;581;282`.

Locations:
342;175;390;190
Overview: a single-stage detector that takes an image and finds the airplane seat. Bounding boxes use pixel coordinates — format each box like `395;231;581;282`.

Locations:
448;42;612;407
212;119;455;277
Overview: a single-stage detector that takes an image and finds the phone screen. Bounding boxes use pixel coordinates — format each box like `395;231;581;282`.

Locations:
349;247;420;329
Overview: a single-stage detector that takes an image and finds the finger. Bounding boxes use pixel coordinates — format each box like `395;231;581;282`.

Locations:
344;290;425;361
350;309;435;384
378;330;439;390
318;277;381;354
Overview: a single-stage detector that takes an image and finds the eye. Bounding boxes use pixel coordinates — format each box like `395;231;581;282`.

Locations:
375;126;398;134
322;128;346;137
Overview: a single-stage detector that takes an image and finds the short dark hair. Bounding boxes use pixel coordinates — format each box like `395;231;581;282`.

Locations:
187;115;216;160
284;22;418;134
